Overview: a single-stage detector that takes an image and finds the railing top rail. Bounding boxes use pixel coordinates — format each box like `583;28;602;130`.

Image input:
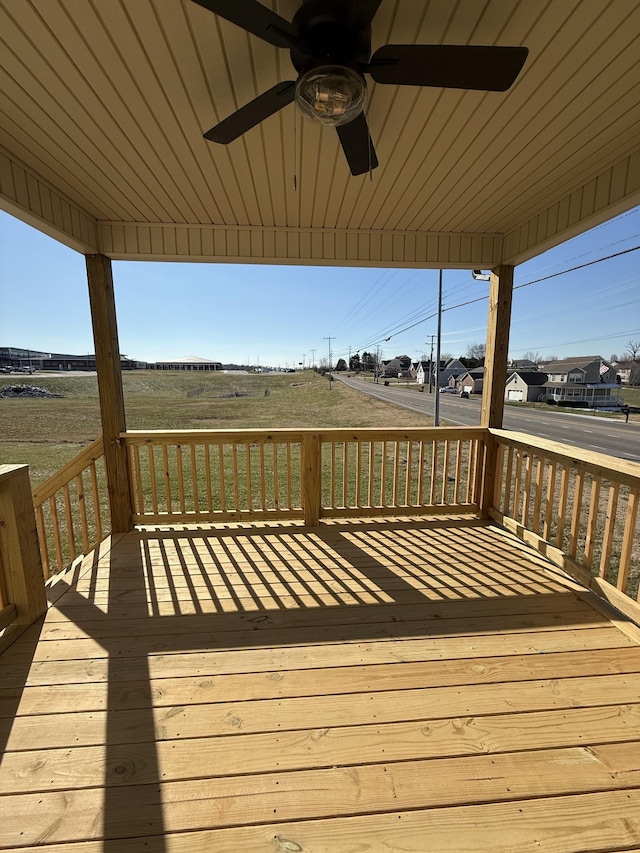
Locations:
121;426;487;445
490;428;640;486
32;438;105;506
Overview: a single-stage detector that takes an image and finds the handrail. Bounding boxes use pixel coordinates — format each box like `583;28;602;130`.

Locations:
121;427;488;525
31;439;109;578
489;428;640;623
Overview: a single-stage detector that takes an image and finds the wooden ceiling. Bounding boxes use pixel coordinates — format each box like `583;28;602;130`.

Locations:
1;0;639;268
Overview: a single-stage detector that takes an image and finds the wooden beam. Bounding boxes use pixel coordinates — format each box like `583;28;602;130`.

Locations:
481;264;514;429
0;465;47;645
86;254;131;532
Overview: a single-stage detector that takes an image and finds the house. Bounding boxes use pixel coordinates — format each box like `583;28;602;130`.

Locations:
509;358;539;370
542;356;621;407
505;370;548;402
414;360;431;384
458;367;485;394
380;355;412;378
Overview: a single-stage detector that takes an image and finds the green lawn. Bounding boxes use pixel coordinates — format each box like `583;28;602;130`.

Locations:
0;370;434;487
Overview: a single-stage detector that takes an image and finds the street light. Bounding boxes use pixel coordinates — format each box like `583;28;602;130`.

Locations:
472;270;491;281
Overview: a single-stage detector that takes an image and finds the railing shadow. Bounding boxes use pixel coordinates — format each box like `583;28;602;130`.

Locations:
0;516;615;848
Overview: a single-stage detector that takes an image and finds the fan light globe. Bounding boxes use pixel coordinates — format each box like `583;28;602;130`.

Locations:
295;66;365;126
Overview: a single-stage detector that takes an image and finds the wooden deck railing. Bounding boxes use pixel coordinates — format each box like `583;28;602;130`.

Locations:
31;439;109;578
122;427;487;525
489;429;640;620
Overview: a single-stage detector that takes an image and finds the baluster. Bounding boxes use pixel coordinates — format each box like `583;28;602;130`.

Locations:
368;441;375;507
176;445;186;513
132;445;144;516
356;440;362;507
245;444;252;512
218;444;227;513
343;442;349;508
512;448;523;520
521;452;533;526
380;441;388;506
35;504;50;580
260;443;266;511
568;470;585;559
162;445;172;514
89;460;103;542
232;444;240;511
531;455;544;535
272;443;279;510
454;440;463;506
599;483;619;579
583;476;602;571
430;440;439;505
49;495;64;573
147;445;158;516
286;442;293;509
62;483;76;562
406;440;414;507
543;461;557;542
555;465;569;549
617;488;639;594
204;444;213;513
190;445;199;514
503;446;514;516
392;441;400;507
440;439;450;505
75;472;90;553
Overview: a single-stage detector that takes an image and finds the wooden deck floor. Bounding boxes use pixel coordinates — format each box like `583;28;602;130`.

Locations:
2;518;640;852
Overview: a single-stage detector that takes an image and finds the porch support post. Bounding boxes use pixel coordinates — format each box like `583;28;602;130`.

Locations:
480;264;514;515
86;254;132;532
481;264;514;429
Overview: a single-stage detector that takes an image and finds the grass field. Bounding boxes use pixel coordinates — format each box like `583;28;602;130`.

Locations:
0;371;433;487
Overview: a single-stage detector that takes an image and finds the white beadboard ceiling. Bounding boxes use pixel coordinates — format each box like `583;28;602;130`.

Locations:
1;0;639;267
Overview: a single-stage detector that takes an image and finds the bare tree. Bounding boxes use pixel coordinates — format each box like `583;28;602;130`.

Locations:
522;350;543;364
625;340;640;361
466;342;486;361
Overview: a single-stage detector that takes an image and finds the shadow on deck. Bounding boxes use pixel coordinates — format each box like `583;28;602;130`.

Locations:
2;517;640;851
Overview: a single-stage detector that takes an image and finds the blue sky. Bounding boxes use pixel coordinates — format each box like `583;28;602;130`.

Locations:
1;207;639;368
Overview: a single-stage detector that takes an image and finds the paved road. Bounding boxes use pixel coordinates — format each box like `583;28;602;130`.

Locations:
337;376;640;463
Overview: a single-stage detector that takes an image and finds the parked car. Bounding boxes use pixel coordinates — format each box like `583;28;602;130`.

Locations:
439;386;457;394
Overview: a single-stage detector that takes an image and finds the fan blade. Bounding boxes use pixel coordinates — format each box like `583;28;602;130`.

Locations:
190;0;299;49
204;81;296;143
369;44;528;91
353;0;384;27
336;113;378;176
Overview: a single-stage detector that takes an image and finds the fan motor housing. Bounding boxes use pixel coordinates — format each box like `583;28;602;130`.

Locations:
290;0;372;73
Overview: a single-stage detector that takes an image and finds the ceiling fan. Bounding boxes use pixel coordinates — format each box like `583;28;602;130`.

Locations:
193;0;528;176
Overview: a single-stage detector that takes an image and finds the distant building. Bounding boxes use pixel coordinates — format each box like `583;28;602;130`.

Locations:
541;356;620;407
0;347;143;371
505;370;548;402
152;356;222;371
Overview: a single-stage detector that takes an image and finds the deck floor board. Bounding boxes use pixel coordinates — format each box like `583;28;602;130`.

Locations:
1;519;639;851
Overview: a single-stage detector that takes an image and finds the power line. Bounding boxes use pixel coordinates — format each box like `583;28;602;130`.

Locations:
351;243;640;349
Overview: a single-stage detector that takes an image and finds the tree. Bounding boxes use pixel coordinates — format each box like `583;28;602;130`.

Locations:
349;353;361;371
335;358;347;371
522;351;543;364
361;351;375;371
625;340;640;361
466;343;486;363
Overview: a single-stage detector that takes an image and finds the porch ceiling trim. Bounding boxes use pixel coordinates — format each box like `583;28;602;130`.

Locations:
503;148;640;265
0;147;98;254
97;222;503;268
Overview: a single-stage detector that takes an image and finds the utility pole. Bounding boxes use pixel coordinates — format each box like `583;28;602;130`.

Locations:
310;349;316;370
302;353;306;369
324;337;335;370
348;345;351;370
375;344;380;383
434;271;443;427
425;334;436;394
